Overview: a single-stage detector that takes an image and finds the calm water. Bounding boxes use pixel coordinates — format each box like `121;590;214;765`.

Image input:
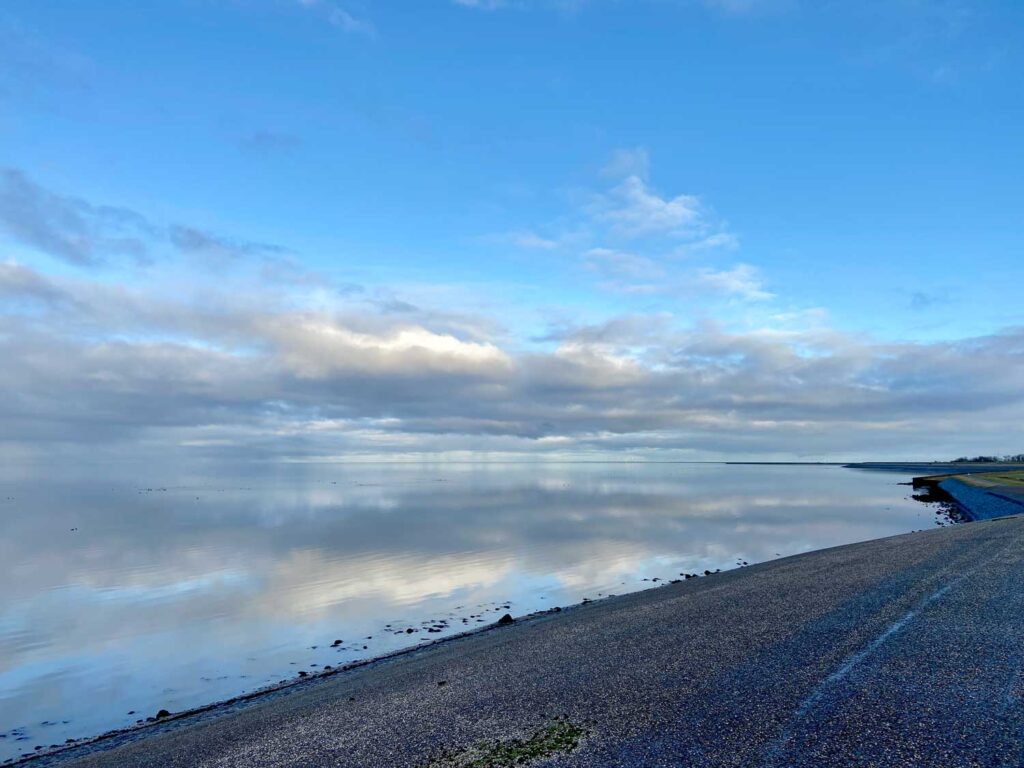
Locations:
0;462;940;760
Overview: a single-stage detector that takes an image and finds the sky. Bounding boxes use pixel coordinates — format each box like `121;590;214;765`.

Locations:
0;0;1022;464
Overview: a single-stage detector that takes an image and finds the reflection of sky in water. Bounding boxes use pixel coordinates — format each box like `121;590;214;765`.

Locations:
0;463;937;759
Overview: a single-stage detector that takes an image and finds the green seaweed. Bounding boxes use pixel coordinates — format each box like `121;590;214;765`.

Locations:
425;719;589;767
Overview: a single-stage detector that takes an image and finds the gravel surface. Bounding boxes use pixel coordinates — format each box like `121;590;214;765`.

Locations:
27;515;1024;768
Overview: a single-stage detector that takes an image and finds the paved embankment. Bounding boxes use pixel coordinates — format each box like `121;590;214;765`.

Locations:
912;470;1024;521
847;462;1024;475
29;507;1024;768
939;478;1024;520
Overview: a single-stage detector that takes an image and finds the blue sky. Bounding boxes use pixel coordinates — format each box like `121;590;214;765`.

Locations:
1;1;1023;461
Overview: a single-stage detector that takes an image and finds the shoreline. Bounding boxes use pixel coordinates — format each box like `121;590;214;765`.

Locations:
913;473;1024;521
17;474;1023;767
11;600;587;766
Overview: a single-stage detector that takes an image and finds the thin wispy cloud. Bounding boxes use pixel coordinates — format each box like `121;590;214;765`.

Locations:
585;247;665;282
237;130;302;154
0;169;289;270
452;0;787;15
602;147;650;181
701;0;791;15
488;230;561;250
487;149;742;300
694;264;773;301
673;233;739;256
453;0;513;9
0;169;154;266
296;0;375;36
596;175;705;238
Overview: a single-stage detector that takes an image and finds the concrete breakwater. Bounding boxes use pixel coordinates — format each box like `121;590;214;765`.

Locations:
913;472;1024;521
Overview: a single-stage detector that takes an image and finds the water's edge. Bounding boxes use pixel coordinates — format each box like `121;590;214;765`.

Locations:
8;468;978;768
15;482;995;767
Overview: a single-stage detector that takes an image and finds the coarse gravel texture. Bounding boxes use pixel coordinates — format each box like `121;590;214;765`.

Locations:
24;513;1024;768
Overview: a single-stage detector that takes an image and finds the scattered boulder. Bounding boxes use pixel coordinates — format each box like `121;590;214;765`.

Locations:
155;710;171;720
497;613;514;626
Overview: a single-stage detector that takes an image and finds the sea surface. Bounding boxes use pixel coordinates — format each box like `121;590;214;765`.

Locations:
0;462;943;761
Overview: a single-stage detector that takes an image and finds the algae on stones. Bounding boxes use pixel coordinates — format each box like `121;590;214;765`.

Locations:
425;719;589;767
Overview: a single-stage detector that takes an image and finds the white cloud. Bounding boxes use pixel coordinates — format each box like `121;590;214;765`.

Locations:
693;263;773;300
584;247;665;281
0;168;289;269
4;167;1020;462
673;232;740;256
598;175;704;238
703;0;770;13
261;319;513;378
487;149;746;300
497;230;560;249
297;0;375;36
5;259;1024;462
453;0;512;9
602;147;650;181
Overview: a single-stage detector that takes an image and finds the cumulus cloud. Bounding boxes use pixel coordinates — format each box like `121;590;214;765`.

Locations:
1;163;1018;463
2;261;1024;460
258;318;513;379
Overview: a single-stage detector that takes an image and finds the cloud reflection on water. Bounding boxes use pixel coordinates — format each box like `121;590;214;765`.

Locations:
0;462;934;759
